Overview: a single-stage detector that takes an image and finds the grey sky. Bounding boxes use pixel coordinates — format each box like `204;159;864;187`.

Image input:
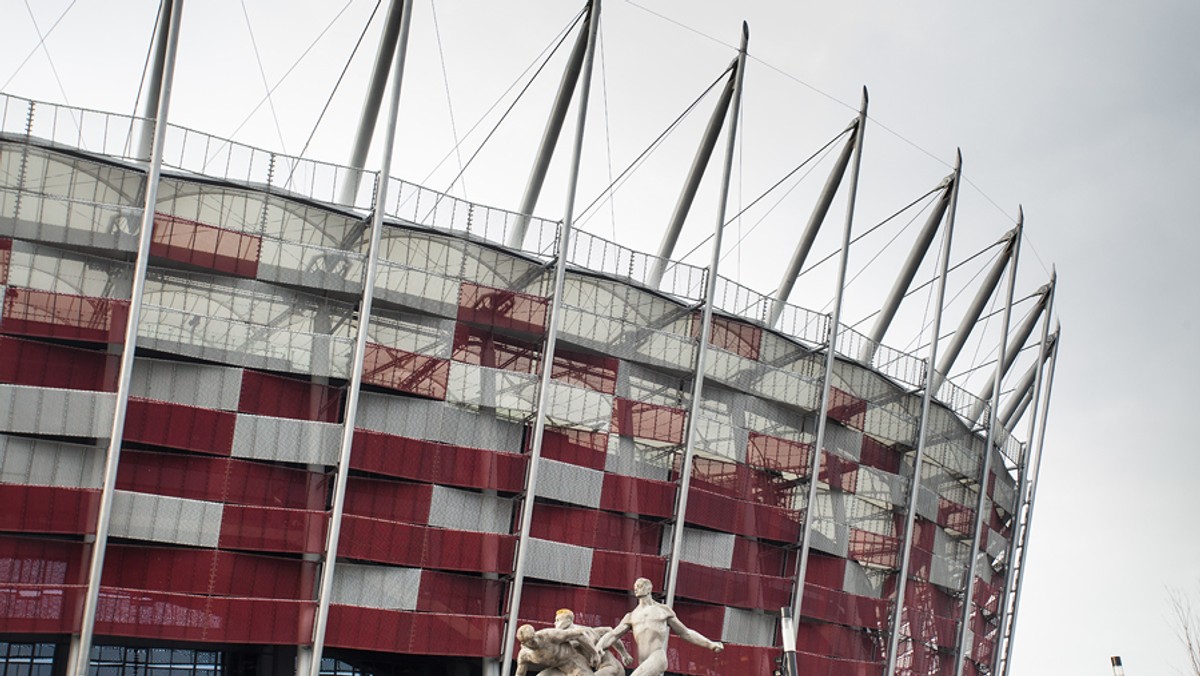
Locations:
3;1;1198;674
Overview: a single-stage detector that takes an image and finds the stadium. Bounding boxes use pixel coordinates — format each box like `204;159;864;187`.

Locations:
0;1;1059;675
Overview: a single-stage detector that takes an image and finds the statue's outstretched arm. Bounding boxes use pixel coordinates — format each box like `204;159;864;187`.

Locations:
595;615;632;652
667;615;724;653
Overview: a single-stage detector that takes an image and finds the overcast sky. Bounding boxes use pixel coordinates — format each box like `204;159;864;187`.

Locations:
3;1;1199;674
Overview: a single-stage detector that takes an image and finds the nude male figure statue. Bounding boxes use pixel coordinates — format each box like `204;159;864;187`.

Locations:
553;608;633;676
595;578;723;676
513;623;599;676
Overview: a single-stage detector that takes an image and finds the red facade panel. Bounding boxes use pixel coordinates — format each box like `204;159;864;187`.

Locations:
694;314;763;361
94;589;312;644
799;583;890;630
124;398;236;456
351;429;526;493
747;432;812;476
551;350;618;394
599;474;674;518
690;456;794;509
531;503;661;554
733;537;795;578
151;213;262;278
611;398;686;445
0;336;117;391
326;606;503;656
451;323;539;373
0;535;89;585
338;516;516;574
684;487;801;543
343;477;432;524
0;584;83;634
457;281;548;335
0;485;99;535
362;343;449;400
540;427;608;471
518;584;630;629
827;387;868;430
796;621;885;663
417;570;505;616
588;550;666;591
219;505;326;554
820;452;860;493
102;546;315;600
117;450;326;510
2;287;129;344
238;370;343;422
849;529;902;569
859;436;902;474
0;237;10;284
937;497;976;535
675;562;791;611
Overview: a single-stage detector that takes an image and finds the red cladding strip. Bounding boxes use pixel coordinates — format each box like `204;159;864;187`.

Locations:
518;584;630;628
937;497;976;534
151;213;261;278
343;477;432;523
747;432;812;475
550;350;618;394
417;570;505;616
684;488;801;543
827;386;868;429
0;584;84;634
457;281;548;335
531;503;662;554
0;237;10;284
0;535;89;585
338;516;516;574
451;323;539;373
689;455;797;509
124;398;236;456
94;588;312;644
588;550;666;591
694;314;763;361
612;398;685;444
848;529;902;569
599;474;674;518
540;427;608;471
351;429;526;493
219;505;327;554
794;621;884;662
326;606;503;656
674;562;791;611
859;435;902;474
799;583;890;630
671;643;777;676
117;450;326;510
732;537;795;577
102;545;316;600
362;343;449;400
819;451;860;493
2;288;129;344
0;336;118;391
0;485;99;535
238;369;344;422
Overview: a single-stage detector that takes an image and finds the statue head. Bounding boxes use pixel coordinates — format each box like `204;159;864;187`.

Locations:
517;624;537;646
554;608;575;629
633;577;653;598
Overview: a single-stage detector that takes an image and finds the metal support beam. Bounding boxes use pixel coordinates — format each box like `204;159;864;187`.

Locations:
787;87;868;641
665;22;748;606
995;277;1057;676
968;274;1054;421
71;3;183;674
768;119;858;327
308;2;413;673
136;0;175;161
646;67;737;289
931;227;1018;394
953;210;1022;676
859;174;955;364
1000;330;1058;428
507;3;593;249
500;1;602;672
999;323;1059;676
339;0;407;205
884;151;962;676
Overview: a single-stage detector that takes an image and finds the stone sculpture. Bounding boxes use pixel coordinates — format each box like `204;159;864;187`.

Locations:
595;577;723;676
553;608;634;676
513;623;599;676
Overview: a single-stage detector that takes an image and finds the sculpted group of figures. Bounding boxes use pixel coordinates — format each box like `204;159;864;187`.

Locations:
515;578;723;676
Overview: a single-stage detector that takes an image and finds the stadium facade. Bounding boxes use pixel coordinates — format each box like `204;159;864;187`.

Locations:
0;2;1057;676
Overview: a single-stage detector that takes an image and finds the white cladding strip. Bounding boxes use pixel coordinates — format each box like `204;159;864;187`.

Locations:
231;413;342;466
522;538;593;587
446;362;538;415
721;607;776;647
545;381;612;432
428;485;512;534
660;526;735;570
109;490;223;548
330;563;421;610
0;434;103;488
0;384;115;438
534;459;603;509
130;357;243;411
356;392;524;452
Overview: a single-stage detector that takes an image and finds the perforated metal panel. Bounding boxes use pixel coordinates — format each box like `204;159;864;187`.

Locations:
0;384;115;438
257;239;365;295
446;363;538;415
0;434;103;488
330;563;421;610
109;490;223;547
856;466;906;507
807;488;850;558
534;459;603;508
843;560;887;598
230;414;341;465
823;423;863;461
545;382;612;432
522;538;593;586
356;394;524;452
721;607;776;646
604;435;672;481
660;526;735;569
428;485;512;534
130;358;243;410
